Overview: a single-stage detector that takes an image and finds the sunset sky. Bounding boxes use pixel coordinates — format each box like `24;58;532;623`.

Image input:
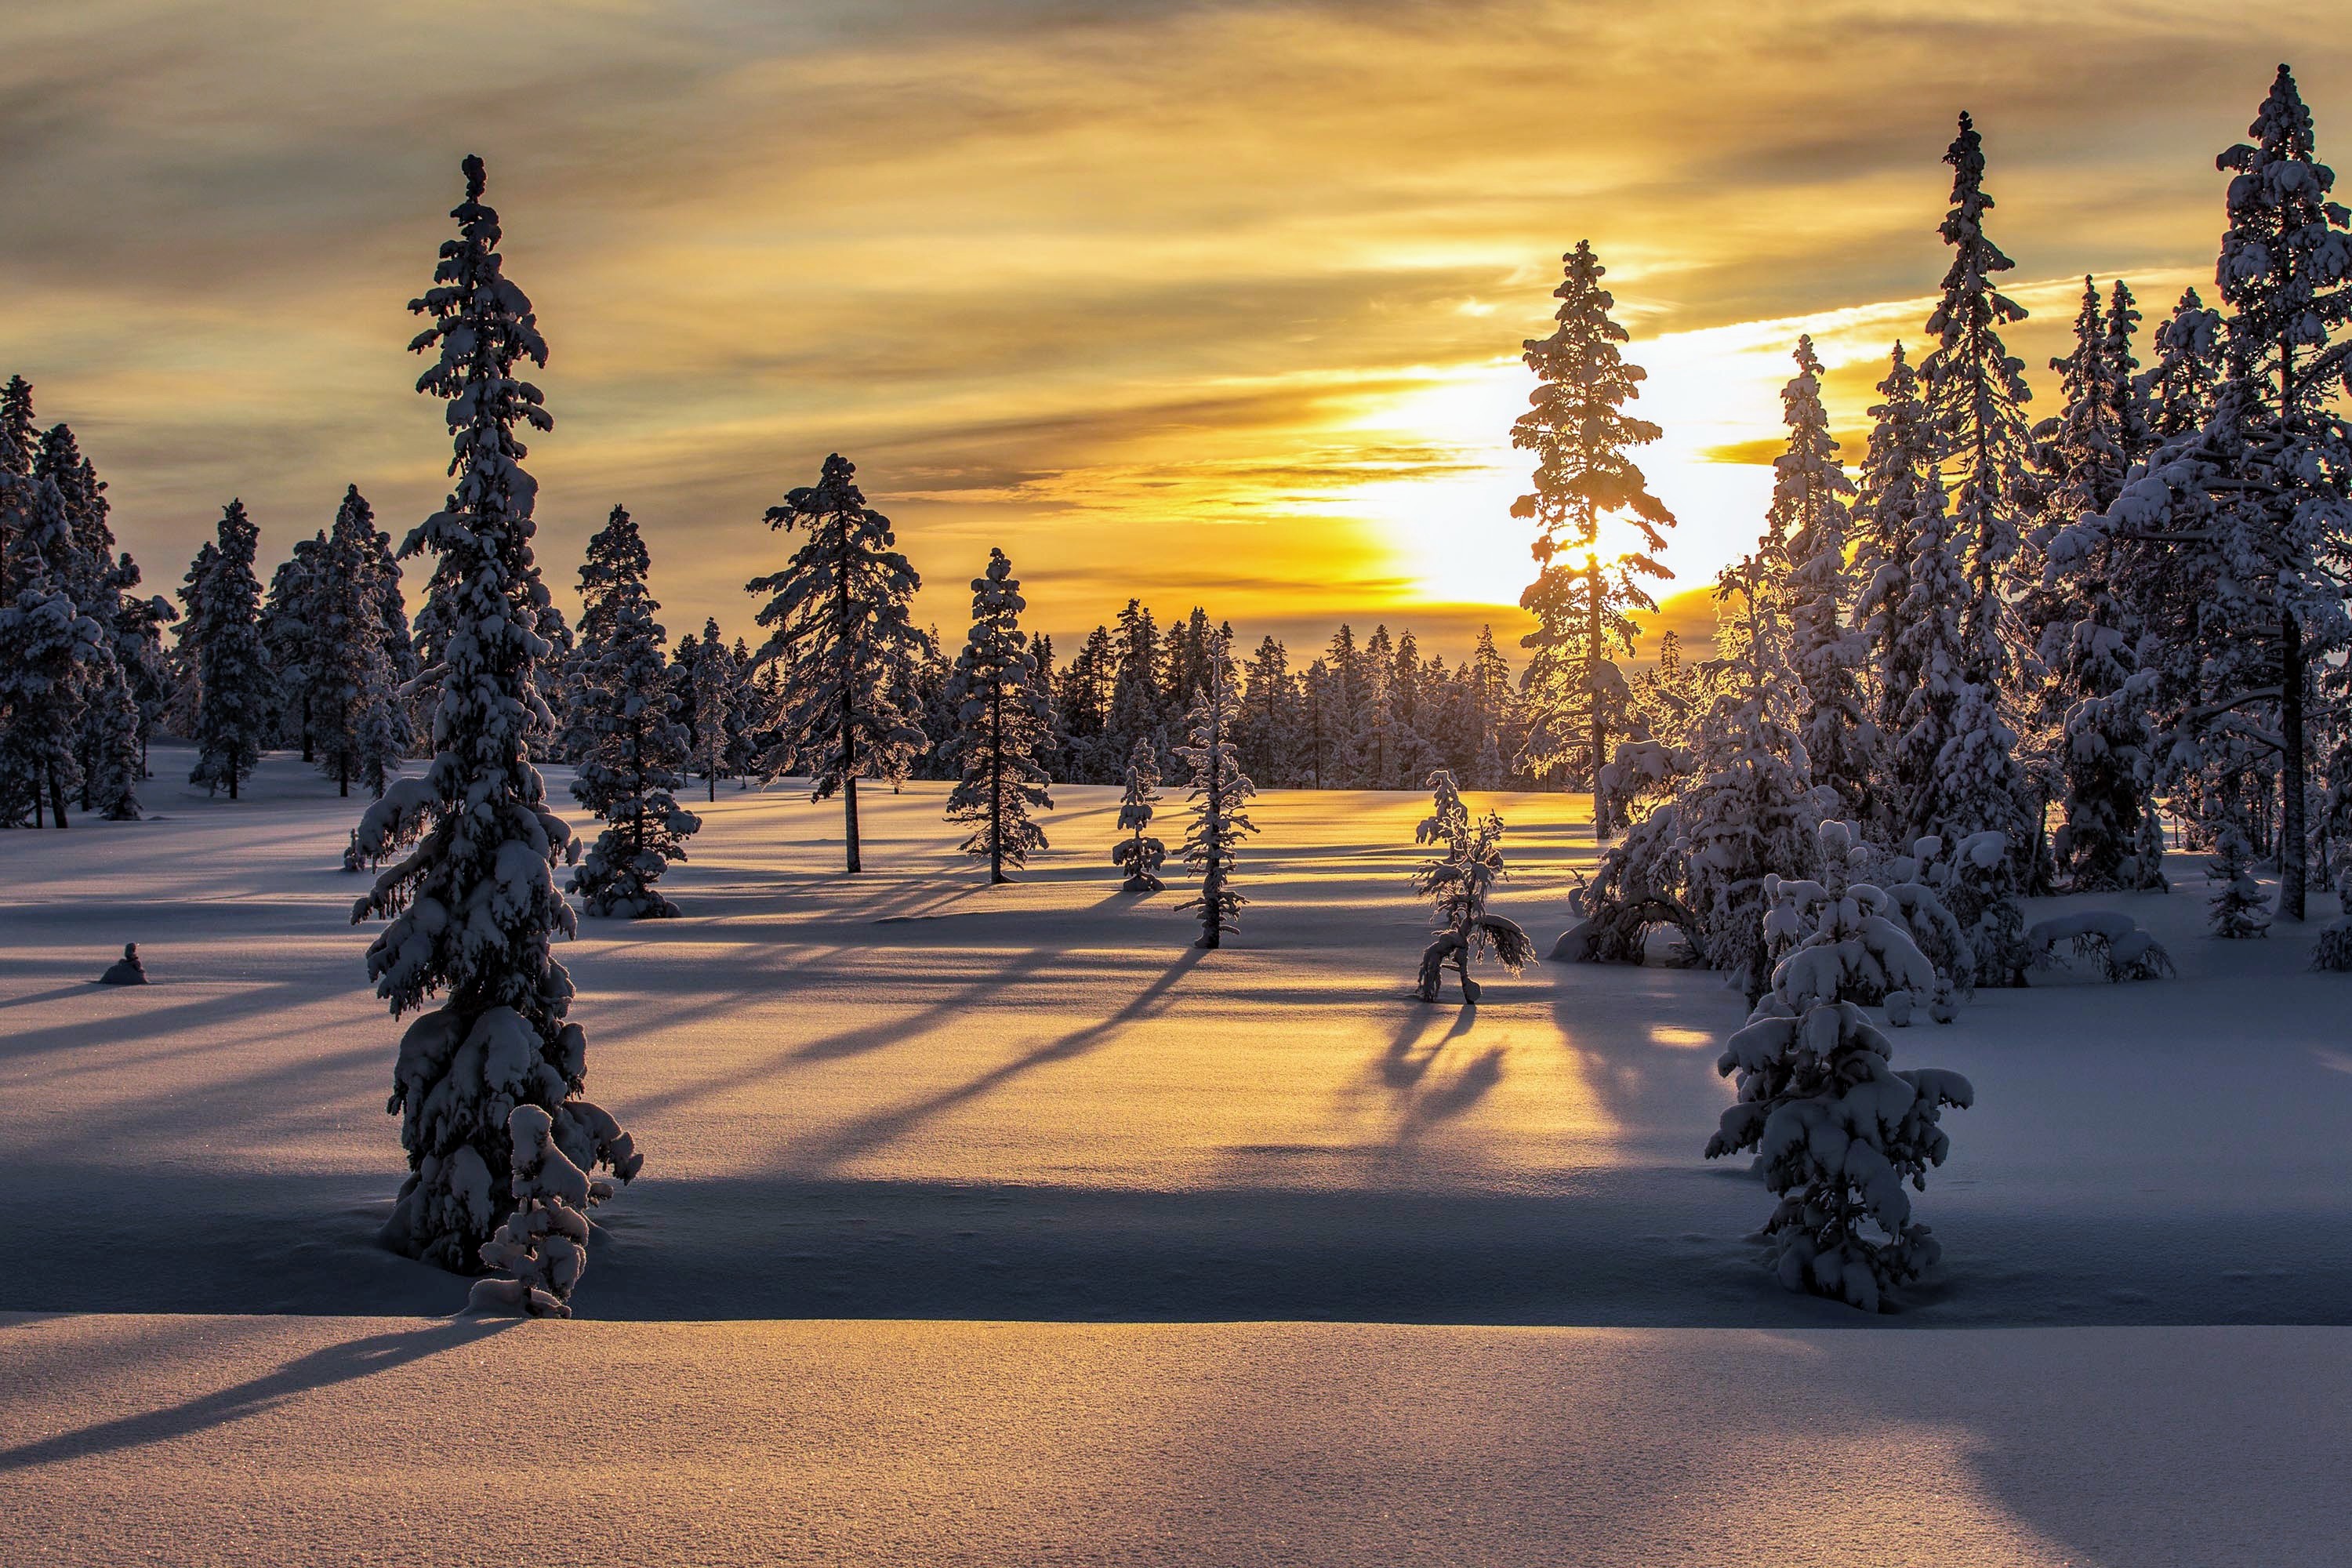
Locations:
5;2;2347;662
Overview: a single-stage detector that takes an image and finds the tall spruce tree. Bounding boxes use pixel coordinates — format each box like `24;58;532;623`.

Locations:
0;471;100;829
746;453;930;873
1923;112;2037;685
690;617;734;801
1852;343;1940;840
1774;336;1871;819
188;502;270;800
943;548;1054;884
1512;241;1675;834
353;156;639;1305
1174;633;1258;949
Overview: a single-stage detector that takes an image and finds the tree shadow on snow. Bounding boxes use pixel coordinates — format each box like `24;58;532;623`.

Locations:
782;945;1210;1174
0;1317;514;1472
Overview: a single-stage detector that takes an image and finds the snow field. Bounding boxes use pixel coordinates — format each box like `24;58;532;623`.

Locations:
6;746;2350;1325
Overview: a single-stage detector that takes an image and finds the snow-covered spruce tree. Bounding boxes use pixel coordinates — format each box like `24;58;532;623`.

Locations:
2206;65;2352;921
1773;336;1871;821
310;488;390;797
34;423;140;821
943;548;1054;884
689;619;734;801
189;501;270;800
1411;769;1534;1004
564;505;699;919
0;486;102;829
1511;241;1675;836
1923;111;2037;691
1682;556;1829;1002
263;529;327;763
1174;633;1258;949
353;155;639;1305
2036;281;2158;891
746;453;930;873
1112;735;1167;892
1850;343;1936;818
1706;826;1975;1312
2206;828;2271;938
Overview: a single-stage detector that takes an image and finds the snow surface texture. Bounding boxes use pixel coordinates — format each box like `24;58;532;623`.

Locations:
5;745;2352;1327
1;1314;2345;1568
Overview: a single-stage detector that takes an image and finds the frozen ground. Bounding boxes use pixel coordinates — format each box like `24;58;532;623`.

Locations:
5;746;2350;1326
4;748;2349;1564
3;1314;2346;1568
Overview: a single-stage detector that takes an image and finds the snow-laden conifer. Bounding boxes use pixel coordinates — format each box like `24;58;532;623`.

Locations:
1773;336;1870;819
1174;633;1258;949
1411;769;1533;1003
1512;241;1675;834
1923;112;2037;685
2206;828;2272;938
942;548;1054;883
1112;736;1166;892
688;619;735;801
1706;821;1975;1312
309;487;405;797
746;453;929;873
0;491;101;829
352;156;639;1298
564;505;699;918
1850;343;1938;808
189;501;270;800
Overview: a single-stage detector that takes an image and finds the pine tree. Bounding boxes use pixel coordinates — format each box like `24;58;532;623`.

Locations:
1851;344;1934;782
263;531;328;763
1686;556;1826;1001
353;156;639;1305
943;548;1054;883
565;506;699;918
1512;241;1675;834
312;488;395;798
1923;112;2037;685
1411;769;1534;1003
2140;289;2221;441
1705;822;1974;1312
690;618;733;802
1238;634;1293;788
1774;336;1871;818
746;453;929;873
2207;64;2352;921
0;476;102;829
189;501;270;800
2038;283;2156;891
1112;735;1166;892
1174;633;1258;949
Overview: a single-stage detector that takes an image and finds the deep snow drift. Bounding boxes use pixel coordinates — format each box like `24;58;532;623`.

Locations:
5;744;2349;1326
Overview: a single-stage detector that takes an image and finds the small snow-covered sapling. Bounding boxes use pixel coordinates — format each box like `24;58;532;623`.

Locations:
2206;830;2270;938
1410;770;1533;1003
1111;738;1166;893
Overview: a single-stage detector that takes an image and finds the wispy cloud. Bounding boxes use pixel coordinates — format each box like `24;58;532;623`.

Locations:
2;1;2343;655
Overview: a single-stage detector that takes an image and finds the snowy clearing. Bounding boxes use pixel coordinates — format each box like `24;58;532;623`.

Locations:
5;745;2350;1327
